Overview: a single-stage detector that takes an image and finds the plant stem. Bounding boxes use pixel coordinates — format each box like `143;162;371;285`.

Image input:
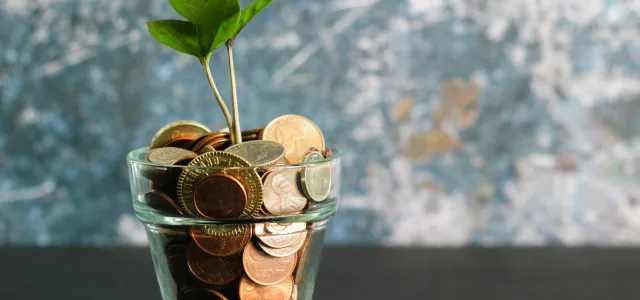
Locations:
226;43;242;144
201;58;235;144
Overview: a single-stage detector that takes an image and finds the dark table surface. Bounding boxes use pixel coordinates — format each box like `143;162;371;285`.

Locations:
1;247;639;300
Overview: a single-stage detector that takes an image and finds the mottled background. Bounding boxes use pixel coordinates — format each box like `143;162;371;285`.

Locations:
2;0;640;246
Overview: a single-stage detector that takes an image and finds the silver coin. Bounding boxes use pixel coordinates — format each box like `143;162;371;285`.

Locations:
263;170;307;215
300;152;331;202
258;231;306;257
225;140;286;167
254;222;306;249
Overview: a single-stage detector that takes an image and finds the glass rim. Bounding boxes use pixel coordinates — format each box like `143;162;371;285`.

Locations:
126;146;342;170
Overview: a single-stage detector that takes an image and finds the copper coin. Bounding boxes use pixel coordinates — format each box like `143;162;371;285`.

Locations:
179;287;229;300
163;137;198;150
258;232;306;257
193;174;247;218
190;225;252;257
260;115;325;164
324;148;332;158
191;132;230;153
187;242;243;286
197;137;232;153
150;120;211;150
254;223;306;249
143;190;184;215
242;128;263;136
239;275;294;300
243;242;296;286
262;170;307;216
290;285;298;300
165;241;197;284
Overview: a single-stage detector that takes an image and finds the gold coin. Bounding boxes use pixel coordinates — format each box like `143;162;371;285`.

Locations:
260;115;325;164
177;152;263;221
263;170;307;216
243;242;297;286
150;120;210;149
239;275;294;300
300;151;331;202
226;140;286;167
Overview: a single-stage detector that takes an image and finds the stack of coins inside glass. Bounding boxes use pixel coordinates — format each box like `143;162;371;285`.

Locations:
140;114;336;300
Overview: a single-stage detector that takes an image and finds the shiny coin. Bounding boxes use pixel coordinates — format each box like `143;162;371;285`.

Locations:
150;120;210;150
225;140;286;167
191;224;252;257
258;232;306;257
263;170;307;215
178;152;263;219
194;174;247;218
143;190;183;215
290;285;298;300
239;275;294;300
260;115;325;164
187;242;243;286
254;223;306;249
324;148;332;158
265;223;292;234
179;287;229;300
146;147;198;165
300;152;331;202
243;242;296;286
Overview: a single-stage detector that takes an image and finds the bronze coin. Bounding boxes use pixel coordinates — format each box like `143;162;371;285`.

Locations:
193;174;247;218
143;190;184;215
197;137;232;154
164;137;198;150
239;275;293;300
324;148;332;159
150;120;211;150
187;242;243;286
178;287;229;300
165;241;197;285
190;225;252;257
243;242;297;286
242;128;263;137
260;115;325;164
191;132;231;153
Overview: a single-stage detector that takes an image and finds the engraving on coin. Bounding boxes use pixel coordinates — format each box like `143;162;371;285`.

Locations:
178;152;263;219
243;242;297;286
258;231;306;257
254;223;306;249
150;120;210;150
194;174;247;218
226;140;286;167
263;170;307;215
300;152;331;202
191;224;252;257
261;115;325;164
187;242;243;285
239;275;294;300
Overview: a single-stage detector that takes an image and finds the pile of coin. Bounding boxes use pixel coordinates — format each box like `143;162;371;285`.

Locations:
140;115;334;300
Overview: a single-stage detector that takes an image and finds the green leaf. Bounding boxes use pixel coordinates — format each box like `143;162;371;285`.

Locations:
196;0;241;57
147;20;200;57
232;0;275;40
168;0;209;22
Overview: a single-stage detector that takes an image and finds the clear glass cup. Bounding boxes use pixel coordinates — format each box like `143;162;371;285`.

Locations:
127;147;341;300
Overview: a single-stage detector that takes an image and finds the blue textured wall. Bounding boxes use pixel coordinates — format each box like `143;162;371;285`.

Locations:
2;0;640;246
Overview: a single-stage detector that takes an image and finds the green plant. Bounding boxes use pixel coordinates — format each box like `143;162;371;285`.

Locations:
147;0;275;144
